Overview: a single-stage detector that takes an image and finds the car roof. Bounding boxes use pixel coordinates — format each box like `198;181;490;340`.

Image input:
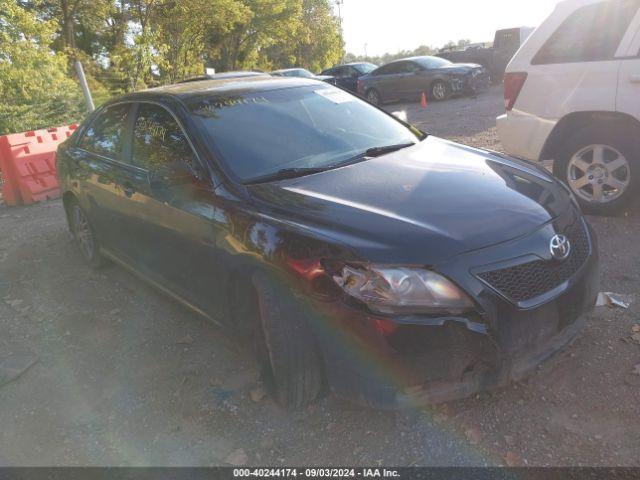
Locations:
110;77;324;105
177;71;269;84
272;68;309;73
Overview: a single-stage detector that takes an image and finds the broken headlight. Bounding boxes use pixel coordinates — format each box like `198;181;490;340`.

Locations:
332;265;474;315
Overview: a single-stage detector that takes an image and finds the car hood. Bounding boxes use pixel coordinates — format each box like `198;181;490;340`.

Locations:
247;137;572;265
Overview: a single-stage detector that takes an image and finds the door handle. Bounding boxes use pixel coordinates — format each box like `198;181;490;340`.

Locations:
630;74;640;83
123;182;135;198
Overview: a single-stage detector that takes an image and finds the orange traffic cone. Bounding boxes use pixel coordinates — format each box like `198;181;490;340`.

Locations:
421;92;428;109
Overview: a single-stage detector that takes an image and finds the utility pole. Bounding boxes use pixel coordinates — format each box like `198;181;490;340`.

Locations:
334;0;345;64
335;0;343;27
75;60;95;112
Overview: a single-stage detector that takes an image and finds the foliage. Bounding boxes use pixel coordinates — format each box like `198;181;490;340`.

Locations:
1;0;345;134
0;0;85;135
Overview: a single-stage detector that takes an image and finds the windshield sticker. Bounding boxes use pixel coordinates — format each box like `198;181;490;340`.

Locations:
315;89;354;104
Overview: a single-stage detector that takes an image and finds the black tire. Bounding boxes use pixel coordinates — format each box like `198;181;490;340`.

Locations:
67;199;108;269
251;272;324;410
430;80;451;101
553;125;639;215
365;88;382;106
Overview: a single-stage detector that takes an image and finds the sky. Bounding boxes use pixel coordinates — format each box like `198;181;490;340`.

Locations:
337;0;561;56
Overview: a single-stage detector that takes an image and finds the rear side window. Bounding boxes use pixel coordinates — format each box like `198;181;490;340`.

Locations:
533;0;640;65
79;104;131;159
132;104;198;174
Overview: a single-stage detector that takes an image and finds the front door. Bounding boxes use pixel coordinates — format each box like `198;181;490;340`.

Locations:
125;102;228;319
616;11;640;123
334;66;359;93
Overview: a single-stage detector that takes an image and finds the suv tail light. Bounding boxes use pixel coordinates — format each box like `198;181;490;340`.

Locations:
357;79;364;95
503;72;527;111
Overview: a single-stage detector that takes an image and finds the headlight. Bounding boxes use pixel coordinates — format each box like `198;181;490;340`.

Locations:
332;265;474;315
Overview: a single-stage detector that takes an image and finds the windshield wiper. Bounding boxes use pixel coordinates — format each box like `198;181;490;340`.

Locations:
244;167;331;185
339;142;416;165
244;143;416;185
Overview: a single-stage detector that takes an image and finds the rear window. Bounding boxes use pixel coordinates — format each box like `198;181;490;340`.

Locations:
532;0;640;65
188;86;419;182
354;63;377;74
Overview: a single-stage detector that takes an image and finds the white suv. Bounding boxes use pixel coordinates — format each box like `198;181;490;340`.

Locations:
497;0;640;214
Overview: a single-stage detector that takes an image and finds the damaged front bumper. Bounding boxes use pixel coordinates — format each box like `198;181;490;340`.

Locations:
310;218;599;409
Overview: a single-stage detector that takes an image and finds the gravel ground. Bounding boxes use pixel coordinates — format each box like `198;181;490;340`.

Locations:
0;87;639;466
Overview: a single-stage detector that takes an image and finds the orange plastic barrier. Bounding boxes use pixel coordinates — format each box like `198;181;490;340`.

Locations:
0;124;77;206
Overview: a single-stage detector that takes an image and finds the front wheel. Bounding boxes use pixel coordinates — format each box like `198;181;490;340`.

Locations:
554;126;638;215
430;80;450;101
252;272;324;410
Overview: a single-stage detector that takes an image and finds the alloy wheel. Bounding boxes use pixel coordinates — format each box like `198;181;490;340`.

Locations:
567;144;631;204
367;90;380;105
72;205;95;261
432;82;447;100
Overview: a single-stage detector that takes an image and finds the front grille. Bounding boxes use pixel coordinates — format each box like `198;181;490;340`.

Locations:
477;221;590;303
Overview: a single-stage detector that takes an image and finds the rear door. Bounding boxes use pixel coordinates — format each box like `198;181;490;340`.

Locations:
513;0;640;123
616;7;640;122
73;103;142;256
372;62;406;101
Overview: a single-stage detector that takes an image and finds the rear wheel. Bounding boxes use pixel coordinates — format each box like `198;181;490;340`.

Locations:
554;126;638;215
430;80;450;101
251;272;324;410
68;200;107;268
366;88;381;106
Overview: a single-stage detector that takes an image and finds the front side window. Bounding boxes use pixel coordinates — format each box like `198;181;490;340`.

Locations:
132;104;197;174
533;0;640;65
188;85;421;183
79;104;131;159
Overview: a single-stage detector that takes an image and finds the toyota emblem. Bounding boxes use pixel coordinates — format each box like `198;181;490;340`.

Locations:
550;234;571;261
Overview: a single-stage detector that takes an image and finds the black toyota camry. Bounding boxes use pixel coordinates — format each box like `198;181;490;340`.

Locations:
57;77;599;409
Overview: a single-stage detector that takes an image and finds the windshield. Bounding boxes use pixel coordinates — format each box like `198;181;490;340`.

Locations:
416;56;453;69
284;69;313;78
189;85;420;182
355;63;377;74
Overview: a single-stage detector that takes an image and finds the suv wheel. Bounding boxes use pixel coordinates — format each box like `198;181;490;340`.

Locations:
252;272;324;410
68;200;107;268
554;126;638;215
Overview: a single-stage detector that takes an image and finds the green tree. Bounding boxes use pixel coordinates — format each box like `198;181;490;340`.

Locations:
267;0;343;72
209;0;301;71
0;0;85;134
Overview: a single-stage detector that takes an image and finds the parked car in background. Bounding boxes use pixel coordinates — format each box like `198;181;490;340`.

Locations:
437;27;534;83
271;68;335;84
320;62;378;93
178;71;269;83
58;76;598;409
357;56;489;105
497;0;640;215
